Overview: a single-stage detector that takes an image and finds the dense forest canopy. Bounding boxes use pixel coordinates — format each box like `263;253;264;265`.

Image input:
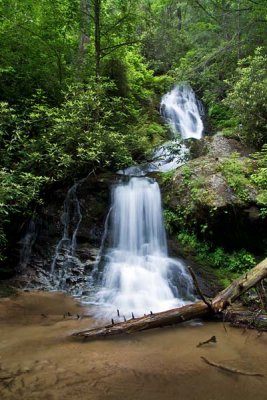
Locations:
0;0;266;270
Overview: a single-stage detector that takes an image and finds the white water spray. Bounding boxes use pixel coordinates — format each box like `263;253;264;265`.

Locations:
161;85;204;140
119;85;204;175
150;85;204;172
93;177;194;318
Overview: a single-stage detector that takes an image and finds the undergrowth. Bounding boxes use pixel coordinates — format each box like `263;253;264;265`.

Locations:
177;230;256;277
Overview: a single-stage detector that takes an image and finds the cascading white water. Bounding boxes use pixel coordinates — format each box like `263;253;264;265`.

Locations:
151;85;204;172
161;85;204;140
119;84;204;175
50;182;83;289
93;177;194;318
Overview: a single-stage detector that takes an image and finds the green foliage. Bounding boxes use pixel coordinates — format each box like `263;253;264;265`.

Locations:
177;231;256;275
225;49;267;147
163;209;178;234
0;0;79;103
162;162;215;236
0;78;156;261
160;170;175;185
208;103;237;130
251;144;267;207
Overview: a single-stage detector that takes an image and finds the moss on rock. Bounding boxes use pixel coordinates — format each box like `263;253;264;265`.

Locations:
160;135;267;254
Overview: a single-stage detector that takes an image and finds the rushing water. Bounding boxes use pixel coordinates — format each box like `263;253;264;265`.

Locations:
92;177;194;318
119;84;204;175
161;84;204;140
151;85;204;172
91;85;204;317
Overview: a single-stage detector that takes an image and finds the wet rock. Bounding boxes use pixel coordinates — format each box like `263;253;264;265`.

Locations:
12;172;117;293
189;133;254;159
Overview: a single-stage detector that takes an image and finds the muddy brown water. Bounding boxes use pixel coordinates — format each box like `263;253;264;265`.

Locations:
0;291;266;400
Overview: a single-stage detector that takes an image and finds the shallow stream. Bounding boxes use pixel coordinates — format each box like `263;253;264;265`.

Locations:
0;292;266;400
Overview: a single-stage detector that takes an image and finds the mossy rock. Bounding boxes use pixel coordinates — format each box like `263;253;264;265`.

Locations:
161;135;267;254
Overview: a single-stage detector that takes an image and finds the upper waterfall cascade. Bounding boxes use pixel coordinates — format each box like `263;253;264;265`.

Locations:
152;84;204;172
119;84;204;175
161;84;204;140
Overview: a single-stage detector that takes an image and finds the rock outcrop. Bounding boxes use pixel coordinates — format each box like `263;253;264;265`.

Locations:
162;134;267;253
11;172;118;294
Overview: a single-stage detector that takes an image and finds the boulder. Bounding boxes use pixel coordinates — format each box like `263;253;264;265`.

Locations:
162;135;266;253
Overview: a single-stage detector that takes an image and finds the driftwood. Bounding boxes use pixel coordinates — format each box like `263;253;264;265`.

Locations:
197;335;216;347
201;356;264;377
224;310;267;331
72;258;267;339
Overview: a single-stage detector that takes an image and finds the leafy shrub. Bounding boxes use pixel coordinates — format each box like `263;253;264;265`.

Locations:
225;48;267;147
177;231;256;275
251;144;267;206
0;79;155;261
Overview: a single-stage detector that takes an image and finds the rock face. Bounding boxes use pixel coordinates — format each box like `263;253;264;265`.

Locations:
162;134;267;253
10;168;222;299
12;172;118;294
189;133;253;159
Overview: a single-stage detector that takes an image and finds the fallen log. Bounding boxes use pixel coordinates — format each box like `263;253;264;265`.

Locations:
72;258;267;339
73;301;210;338
212;258;267;312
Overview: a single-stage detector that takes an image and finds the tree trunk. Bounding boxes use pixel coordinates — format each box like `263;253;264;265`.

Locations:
177;6;182;31
79;0;90;56
212;258;267;312
72;258;267;339
94;0;101;79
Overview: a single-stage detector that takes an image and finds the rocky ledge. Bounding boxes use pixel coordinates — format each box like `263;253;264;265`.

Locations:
162;134;267;253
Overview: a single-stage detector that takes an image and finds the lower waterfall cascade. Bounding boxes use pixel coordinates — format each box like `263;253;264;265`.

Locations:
91;177;195;318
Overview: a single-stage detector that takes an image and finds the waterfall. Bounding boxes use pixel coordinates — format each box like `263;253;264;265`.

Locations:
151;85;204;172
92;177;194;318
17;217;39;271
50;182;83;289
118;84;204;175
161;84;204;140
